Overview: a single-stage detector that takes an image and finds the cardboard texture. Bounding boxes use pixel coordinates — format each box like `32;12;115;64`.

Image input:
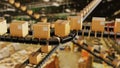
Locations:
91;17;105;32
0;18;7;35
15;64;26;68
41;45;52;53
10;21;28;37
55;20;70;37
68;16;83;30
33;23;50;39
29;52;41;65
114;18;120;33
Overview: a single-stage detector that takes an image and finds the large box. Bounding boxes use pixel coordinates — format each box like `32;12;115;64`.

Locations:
33;23;50;39
0;18;7;35
67;16;83;30
55;20;70;37
10;21;28;37
114;18;120;33
29;52;41;64
41;45;52;53
91;17;105;32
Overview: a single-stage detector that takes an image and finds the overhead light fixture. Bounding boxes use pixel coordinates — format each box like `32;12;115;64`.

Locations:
43;0;49;2
52;2;60;7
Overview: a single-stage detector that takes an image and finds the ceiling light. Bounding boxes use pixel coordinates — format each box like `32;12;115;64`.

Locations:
65;9;71;13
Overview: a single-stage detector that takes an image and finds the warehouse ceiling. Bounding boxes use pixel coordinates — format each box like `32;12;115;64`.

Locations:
0;0;120;21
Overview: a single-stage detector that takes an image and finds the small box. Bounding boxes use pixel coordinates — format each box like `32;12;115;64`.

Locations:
27;10;33;15
21;5;27;11
91;17;105;32
10;21;28;37
0;17;7;35
34;13;40;19
15;64;26;68
29;52;41;65
41;17;47;23
33;23;50;39
55;20;70;37
41;45;52;53
67;16;83;30
8;0;14;4
14;2;20;8
114;18;120;33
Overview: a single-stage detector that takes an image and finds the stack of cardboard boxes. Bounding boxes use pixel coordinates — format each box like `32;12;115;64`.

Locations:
114;18;120;34
0;17;7;35
91;17;105;32
10;21;28;37
68;16;83;30
55;20;70;37
33;23;50;39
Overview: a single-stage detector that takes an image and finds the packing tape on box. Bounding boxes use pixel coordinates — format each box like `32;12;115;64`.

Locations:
43;26;48;31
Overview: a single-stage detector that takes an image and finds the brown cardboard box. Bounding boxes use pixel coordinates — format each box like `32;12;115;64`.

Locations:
10;21;28;37
91;17;105;32
41;45;52;53
29;52;41;65
34;13;40;19
15;63;26;68
67;16;83;30
0;18;7;35
14;2;20;8
55;20;70;37
27;10;33;15
33;23;50;39
8;0;14;4
41;17;47;23
114;18;120;33
20;5;27;11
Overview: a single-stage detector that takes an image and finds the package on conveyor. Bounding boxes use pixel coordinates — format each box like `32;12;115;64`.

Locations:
33;13;40;19
10;21;28;37
41;45;52;53
33;23;50;39
91;17;105;32
41;17;47;23
114;18;120;33
67;16;83;30
20;5;27;11
0;17;7;35
27;10;33;15
15;63;26;68
29;52;41;65
55;20;70;37
8;0;14;4
14;2;20;8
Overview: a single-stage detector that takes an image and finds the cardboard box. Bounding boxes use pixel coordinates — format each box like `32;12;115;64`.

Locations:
33;23;50;39
27;10;33;15
34;13;40;19
91;17;105;32
0;18;7;35
55;20;70;37
114;18;120;33
41;17;47;23
14;2;20;8
10;21;28;37
20;5;27;11
41;45;52;53
29;52;41;64
8;0;14;4
15;64;26;68
67;16;83;30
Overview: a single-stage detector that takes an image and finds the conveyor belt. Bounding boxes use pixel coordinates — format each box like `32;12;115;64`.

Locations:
35;45;60;68
72;40;115;67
